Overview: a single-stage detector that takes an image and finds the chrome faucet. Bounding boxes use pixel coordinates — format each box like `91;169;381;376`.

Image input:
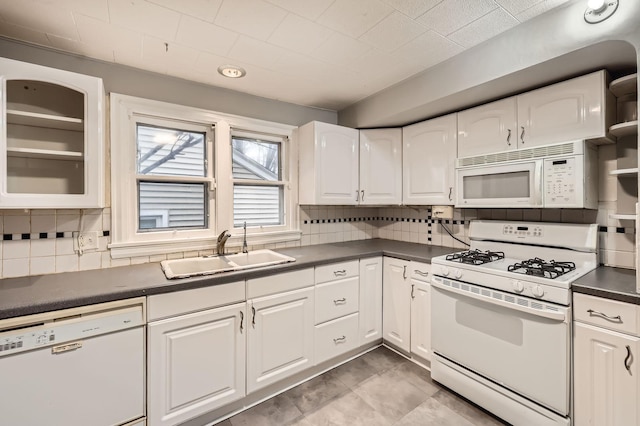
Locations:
242;221;248;253
216;230;231;255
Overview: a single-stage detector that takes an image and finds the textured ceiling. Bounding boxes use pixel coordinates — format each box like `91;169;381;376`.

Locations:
0;0;571;110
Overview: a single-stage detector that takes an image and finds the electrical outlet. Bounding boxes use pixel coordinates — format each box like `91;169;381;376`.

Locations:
74;231;99;252
432;205;454;219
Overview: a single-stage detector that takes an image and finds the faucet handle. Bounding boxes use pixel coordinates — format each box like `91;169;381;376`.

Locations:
217;230;230;242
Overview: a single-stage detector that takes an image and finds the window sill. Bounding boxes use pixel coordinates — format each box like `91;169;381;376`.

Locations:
109;229;301;259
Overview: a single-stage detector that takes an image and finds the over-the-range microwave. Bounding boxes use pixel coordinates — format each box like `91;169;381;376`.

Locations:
455;140;598;209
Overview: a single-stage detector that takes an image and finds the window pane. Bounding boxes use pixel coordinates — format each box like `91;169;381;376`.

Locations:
137;124;206;177
233;184;283;227
232;137;280;181
138;182;206;230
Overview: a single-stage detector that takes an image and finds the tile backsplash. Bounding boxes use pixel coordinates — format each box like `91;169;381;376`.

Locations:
0;202;635;279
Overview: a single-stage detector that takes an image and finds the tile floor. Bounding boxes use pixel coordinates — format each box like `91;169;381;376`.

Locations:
220;346;509;426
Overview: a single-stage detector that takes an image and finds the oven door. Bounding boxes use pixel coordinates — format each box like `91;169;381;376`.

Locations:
431;277;570;416
455;160;543;208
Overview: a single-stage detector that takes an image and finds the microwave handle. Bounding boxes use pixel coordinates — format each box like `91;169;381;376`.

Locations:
533;160;544;206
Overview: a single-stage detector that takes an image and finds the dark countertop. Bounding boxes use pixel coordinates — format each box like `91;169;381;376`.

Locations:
573;267;640;305
0;239;456;320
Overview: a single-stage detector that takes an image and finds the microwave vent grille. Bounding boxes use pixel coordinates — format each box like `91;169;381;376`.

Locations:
458;142;576;167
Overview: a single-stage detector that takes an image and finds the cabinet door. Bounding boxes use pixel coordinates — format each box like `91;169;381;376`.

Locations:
457;97;517;157
359;128;402;205
0;57;104;208
410;262;431;361
517;71;609;148
148;302;246;426
574;322;640;426
359;257;383;345
402;114;457;205
298;121;359;205
247;286;314;393
382;257;411;353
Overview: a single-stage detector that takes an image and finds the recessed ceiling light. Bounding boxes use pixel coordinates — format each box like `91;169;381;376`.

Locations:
584;0;619;24
218;65;246;78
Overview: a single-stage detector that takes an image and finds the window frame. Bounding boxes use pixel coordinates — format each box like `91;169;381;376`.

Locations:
110;94;299;259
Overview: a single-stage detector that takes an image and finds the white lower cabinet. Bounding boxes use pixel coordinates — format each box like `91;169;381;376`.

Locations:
382;257;431;360
359;257;383;345
315;312;360;364
383;257;411;352
410;262;431;361
147;302;246;426
247;286;315;393
574;293;640;426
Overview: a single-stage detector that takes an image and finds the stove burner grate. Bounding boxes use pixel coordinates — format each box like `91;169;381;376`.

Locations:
446;249;505;265
507;257;576;279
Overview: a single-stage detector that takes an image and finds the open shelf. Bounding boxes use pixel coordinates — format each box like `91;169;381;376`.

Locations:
610;73;638;97
609;213;636;220
7;109;84;131
7;147;84;161
609;120;638;138
610;168;639;177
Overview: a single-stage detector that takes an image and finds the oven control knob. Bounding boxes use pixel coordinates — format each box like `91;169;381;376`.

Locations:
512;280;525;293
454;269;463;279
532;285;545;298
440;267;450;276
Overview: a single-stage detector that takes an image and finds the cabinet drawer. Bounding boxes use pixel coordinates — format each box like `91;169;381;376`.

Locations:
315;260;359;284
148;280;245;321
315;313;359;364
315;276;359;324
410;262;431;282
574;293;640;335
247;268;314;299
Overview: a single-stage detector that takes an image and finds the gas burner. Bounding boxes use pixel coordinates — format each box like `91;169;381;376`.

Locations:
507;258;576;279
446;249;505;265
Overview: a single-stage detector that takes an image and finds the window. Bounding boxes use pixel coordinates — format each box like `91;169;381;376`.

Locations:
136;123;210;231
232;132;286;227
110;94;299;259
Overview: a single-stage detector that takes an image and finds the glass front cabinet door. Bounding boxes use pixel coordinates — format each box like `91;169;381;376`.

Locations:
0;57;104;208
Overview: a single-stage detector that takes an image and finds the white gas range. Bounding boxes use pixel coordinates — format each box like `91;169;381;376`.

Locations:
430;220;598;426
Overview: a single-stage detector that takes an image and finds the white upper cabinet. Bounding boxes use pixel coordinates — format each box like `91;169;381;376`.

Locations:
0;57;104;208
517;71;614;148
457;98;517;158
298;121;359;205
359;128;402;205
457;70;614;158
402;114;457;205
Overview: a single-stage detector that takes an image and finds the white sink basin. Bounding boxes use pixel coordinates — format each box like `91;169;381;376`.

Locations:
161;249;295;279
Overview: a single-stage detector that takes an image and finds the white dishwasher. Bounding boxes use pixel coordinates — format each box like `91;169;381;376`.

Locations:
0;298;146;426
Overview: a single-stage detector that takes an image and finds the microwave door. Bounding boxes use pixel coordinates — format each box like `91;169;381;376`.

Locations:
455;161;543;208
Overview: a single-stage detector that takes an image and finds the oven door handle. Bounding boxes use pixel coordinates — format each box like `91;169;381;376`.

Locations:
431;280;566;322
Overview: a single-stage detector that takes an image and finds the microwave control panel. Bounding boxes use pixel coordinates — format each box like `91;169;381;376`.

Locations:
543;156;582;206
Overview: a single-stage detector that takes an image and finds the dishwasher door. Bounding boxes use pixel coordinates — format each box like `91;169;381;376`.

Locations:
0;302;145;426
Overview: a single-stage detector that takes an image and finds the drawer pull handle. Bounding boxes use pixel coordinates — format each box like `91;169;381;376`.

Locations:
334;270;347;276
333;336;346;343
587;309;622;322
625;345;633;372
414;270;429;277
333;298;346;304
239;311;244;334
